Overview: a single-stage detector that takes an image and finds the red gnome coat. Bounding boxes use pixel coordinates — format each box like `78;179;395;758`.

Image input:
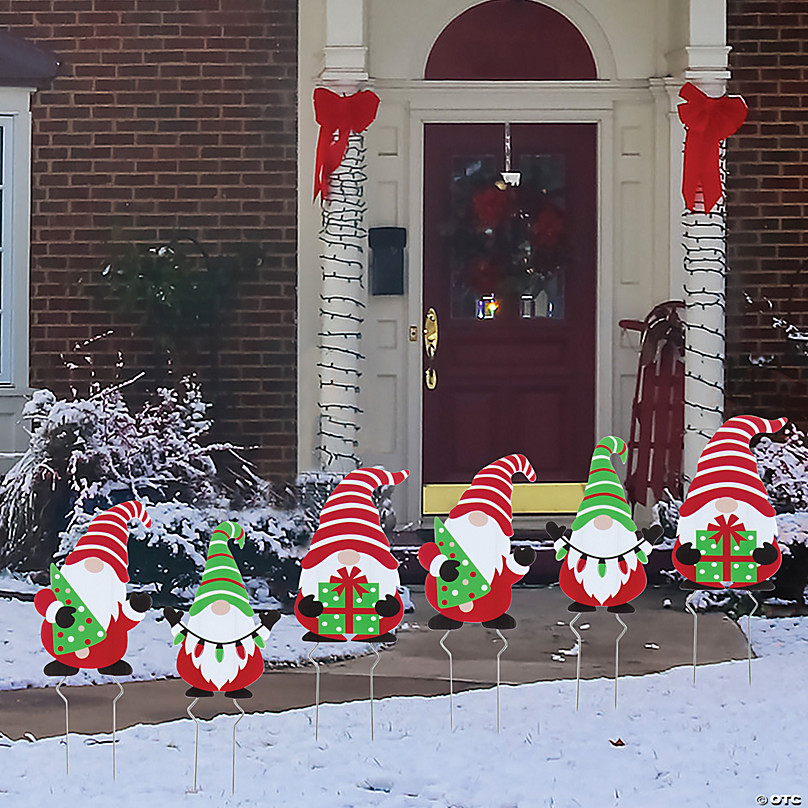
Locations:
419;454;537;624
295;467;409;642
35;501;151;670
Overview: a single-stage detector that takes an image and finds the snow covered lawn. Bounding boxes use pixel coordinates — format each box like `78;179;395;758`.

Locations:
0;597;373;690
0;616;805;807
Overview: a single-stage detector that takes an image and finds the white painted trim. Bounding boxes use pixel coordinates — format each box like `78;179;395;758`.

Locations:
0;88;33;470
0;89;32;393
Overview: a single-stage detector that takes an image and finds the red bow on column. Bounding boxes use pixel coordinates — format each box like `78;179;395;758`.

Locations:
677;82;747;213
313;87;380;202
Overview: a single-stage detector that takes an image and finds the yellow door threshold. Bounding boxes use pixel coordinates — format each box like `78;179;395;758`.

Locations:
422;482;586;516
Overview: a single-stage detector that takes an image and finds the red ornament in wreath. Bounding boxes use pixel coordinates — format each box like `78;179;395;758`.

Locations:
531;203;565;249
472;185;511;230
468;257;504;294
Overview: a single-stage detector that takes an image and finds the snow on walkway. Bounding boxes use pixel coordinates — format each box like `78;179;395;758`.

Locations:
0;597;372;690
0;616;804;807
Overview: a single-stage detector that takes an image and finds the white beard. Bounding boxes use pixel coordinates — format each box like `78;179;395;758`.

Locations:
443;514;509;583
678;501;777;549
61;561;126;630
184;607;259;691
298;552;400;598
567;523;639;605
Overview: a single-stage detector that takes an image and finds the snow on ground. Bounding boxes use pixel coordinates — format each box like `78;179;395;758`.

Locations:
0;597;373;690
743;614;808;656
0;618;806;807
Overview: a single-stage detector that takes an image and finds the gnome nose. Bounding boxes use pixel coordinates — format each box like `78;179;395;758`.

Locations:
211;599;231;615
337;549;361;565
84;558;104;573
715;497;738;513
593;515;613;531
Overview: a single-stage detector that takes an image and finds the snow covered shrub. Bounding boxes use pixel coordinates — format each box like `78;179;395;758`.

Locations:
55;501;308;607
0;378;307;605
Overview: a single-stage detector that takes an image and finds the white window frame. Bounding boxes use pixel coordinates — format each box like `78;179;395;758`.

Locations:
0;89;32;391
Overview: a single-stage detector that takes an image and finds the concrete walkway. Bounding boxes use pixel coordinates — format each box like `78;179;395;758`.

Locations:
0;585;749;741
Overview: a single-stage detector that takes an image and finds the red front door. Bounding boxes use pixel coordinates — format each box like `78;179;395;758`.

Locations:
422;123;597;484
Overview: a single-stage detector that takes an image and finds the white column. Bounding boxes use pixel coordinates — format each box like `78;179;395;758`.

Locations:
316;135;369;472
667;0;731;485
314;0;370;473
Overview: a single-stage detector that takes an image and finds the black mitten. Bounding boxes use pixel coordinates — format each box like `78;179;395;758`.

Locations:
374;594;401;617
676;542;702;566
438;559;461;581
55;606;76;628
163;607;183;626
259;610;281;630
752;542;778;566
642;525;665;545
545;521;567;542
513;546;536;567
129;592;152;613
298;594;324;617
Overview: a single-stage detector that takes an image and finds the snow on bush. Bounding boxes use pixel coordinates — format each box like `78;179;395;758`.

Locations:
0;378;309;605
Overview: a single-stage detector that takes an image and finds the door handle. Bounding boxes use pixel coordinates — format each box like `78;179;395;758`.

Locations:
424;307;438;389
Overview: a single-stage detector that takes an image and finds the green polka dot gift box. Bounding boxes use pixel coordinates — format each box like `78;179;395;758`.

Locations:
317;575;380;636
695;528;758;585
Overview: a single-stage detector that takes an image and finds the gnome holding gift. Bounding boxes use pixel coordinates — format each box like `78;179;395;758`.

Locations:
418;454;538;631
164;521;280;698
673;415;786;590
35;500;153;677
295;467;410;643
549;436;662;612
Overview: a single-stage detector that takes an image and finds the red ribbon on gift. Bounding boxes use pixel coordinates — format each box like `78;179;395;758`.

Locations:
313;88;380;202
678;82;748;214
705;514;753;581
322;566;376;634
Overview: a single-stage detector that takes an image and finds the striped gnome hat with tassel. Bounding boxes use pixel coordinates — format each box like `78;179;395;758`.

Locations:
679;415;787;518
301;467;410;570
189;521;254;617
66;500;151;583
449;454;537;537
571;437;636;532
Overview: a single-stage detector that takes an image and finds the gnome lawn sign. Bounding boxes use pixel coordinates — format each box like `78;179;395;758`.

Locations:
34;500;153;776
418;454;538;730
673;415;787;683
295;466;409;739
163;521;280;793
548;436;663;709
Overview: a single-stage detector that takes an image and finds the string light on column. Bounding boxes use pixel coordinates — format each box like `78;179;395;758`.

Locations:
315;133;369;472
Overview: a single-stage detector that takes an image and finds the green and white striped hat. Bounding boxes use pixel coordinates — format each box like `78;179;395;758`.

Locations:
188;521;254;617
571;436;636;532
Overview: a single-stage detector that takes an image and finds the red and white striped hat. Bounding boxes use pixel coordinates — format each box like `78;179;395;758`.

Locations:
302;467;410;570
65;500;151;583
679;415;787;518
449;454;537;537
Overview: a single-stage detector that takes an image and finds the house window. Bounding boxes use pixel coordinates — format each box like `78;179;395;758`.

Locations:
0;103;31;390
0;120;11;384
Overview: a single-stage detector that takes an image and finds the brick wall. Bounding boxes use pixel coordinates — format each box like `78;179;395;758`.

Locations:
1;1;298;482
726;0;808;426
